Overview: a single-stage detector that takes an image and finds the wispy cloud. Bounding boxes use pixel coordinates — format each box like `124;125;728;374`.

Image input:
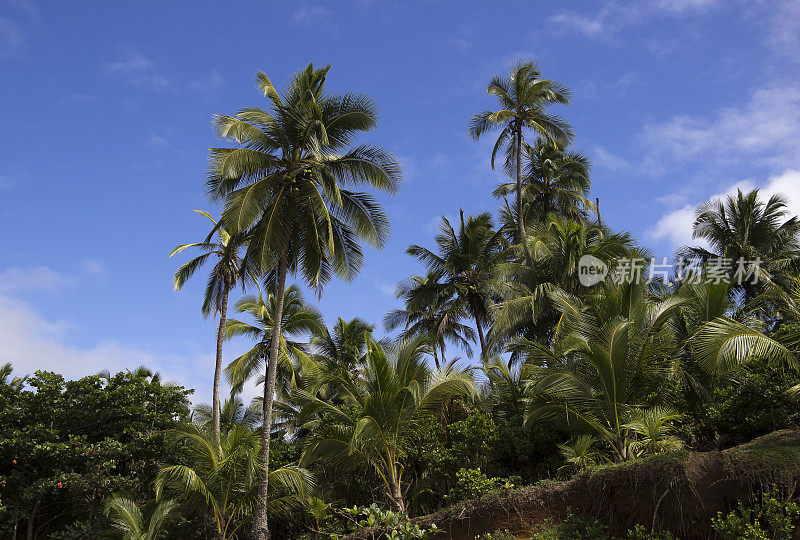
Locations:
650;170;800;248
0;266;74;294
640;84;800;172
105;50;171;90
549;0;719;41
0;293;211;401
80;259;106;278
291;3;334;28
186;69;226;93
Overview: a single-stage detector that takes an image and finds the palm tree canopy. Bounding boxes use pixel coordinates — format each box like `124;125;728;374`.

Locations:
206;63;402;290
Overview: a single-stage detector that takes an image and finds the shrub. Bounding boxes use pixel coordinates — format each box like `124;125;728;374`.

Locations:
711;493;799;540
444;468;519;505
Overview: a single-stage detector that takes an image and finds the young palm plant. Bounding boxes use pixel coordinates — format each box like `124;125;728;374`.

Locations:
155;424;312;540
469;60;572;263
103;495;177;540
170;210;247;442
206;63;401;539
297;336;475;512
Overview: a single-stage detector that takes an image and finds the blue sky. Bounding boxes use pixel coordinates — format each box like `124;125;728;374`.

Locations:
2;0;799;402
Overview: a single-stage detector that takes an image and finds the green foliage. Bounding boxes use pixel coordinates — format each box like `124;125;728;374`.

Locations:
626;524;676;539
341;504;440;539
0;369;191;538
530;511;610;539
444;468;519;505
475;529;515;540
711;493;799;540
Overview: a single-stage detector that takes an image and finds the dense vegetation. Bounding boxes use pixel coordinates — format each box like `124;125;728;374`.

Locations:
2;60;800;539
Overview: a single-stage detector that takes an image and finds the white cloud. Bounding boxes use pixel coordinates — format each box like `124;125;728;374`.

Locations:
641;85;800;171
146;135;169;149
592;146;631;171
81;259;106;278
186;69;226;93
0;266;73;294
105;51;171;90
292;4;332;25
549;0;719;40
0;17;24;57
0;293;215;403
650;170;800;248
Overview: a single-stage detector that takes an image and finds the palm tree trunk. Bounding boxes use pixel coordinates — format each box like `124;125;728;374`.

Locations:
432;345;440;370
250;245;290;540
212;287;229;443
516;125;534;267
475;317;486;358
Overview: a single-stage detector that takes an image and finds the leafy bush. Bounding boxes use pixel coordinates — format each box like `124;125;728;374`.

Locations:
444;468;519;505
341;503;440;539
711;493;799;539
530;511;610;539
475;529;515;539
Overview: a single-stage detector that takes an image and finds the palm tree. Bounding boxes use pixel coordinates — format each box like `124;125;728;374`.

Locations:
0;363;25;391
193;393;262;433
520;280;687;460
623;407;684;457
406;211;503;357
490;216;636;354
206;63;401;539
469;60;572;262
493;138;591;223
384;272;476;368
683;189;800;303
170;210;246;442
297;336;475;512
311;317;375;373
103;495;177;540
224;284;324;395
155;424;312;540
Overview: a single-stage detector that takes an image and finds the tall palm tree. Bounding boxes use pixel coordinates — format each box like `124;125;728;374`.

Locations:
223;284;324;395
103;495;177;540
683;189;800;303
406;211;503;357
297;336;475;512
170;210;246;442
494;138;591;223
206;63;401;539
384;272;476;368
469;60;572;262
155;425;312;540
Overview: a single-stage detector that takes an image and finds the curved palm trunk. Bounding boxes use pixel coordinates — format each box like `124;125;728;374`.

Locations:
212;287;229;443
516;125;534;267
475;317;486;358
250;246;289;540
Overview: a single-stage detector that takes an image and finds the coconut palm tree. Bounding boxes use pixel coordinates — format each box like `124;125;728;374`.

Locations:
206;63;401;539
103;495;177;540
491;216;636;355
406;211;503;357
170;210;247;442
193;393;262;433
493;138;591;223
311;317;375;374
683;189;800;304
469;60;572;262
297;336;475;512
384;272;476;368
223;284;324;395
155;424;312;540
